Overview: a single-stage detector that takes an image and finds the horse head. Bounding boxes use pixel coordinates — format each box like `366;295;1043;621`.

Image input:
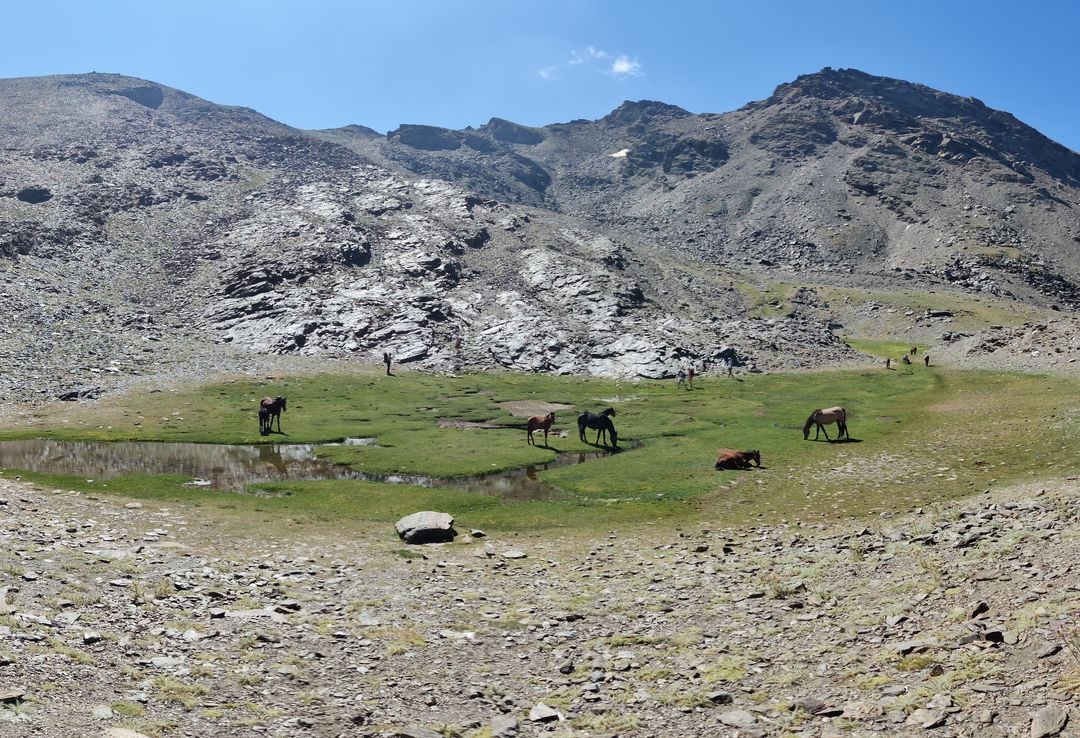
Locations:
802;410;819;440
750;450;761;467
278;396;287;411
603;407;616;417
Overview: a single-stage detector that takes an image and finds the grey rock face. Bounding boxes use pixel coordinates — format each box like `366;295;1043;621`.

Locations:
1;69;1077;405
718;709;756;728
1030;706;1068;738
489;715;519;738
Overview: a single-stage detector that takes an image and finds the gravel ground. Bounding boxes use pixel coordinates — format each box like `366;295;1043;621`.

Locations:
0;471;1076;738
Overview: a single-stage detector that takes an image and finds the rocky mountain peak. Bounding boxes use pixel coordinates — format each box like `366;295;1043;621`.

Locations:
748;67;1080;184
330;123;382;138
601;99;691;127
479;117;545;145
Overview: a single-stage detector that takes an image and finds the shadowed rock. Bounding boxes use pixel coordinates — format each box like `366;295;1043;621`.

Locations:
395;511;456;544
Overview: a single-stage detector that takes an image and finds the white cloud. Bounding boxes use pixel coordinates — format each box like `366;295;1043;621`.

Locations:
610;55;642;78
570;46;609;65
539;46;643;81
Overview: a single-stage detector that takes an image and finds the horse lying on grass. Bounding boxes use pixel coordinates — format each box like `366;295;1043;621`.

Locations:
715;449;761;470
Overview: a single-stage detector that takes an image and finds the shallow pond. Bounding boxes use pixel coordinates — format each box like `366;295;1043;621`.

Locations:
0;438;628;501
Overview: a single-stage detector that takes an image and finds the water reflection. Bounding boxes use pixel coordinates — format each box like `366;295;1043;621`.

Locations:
0;439;629;501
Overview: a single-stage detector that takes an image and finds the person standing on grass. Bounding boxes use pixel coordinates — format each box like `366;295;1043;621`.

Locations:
677;368;687;388
687;365;696;388
383;352;393;375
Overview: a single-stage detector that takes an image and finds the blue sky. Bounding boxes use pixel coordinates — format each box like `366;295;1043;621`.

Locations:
4;1;1079;152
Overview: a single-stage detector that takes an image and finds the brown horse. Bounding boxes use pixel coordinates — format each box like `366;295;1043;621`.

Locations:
526;412;555;446
260;396;287;435
802;406;848;441
715;449;761;470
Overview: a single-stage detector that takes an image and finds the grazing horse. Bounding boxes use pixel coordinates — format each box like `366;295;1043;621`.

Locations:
901;354;911;364
715;449;761;470
578;408;618;448
526;412;555;446
802;406;848;441
260;396;287;435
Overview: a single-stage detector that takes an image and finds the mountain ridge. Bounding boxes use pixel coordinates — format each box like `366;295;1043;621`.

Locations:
0;68;1076;403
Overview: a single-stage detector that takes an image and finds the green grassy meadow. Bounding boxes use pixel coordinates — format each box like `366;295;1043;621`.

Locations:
2;365;1076;535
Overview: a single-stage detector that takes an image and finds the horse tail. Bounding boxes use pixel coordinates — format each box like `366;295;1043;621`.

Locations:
802;410;819;438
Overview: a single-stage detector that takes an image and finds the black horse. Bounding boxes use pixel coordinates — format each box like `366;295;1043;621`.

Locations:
259;396;287;435
578;407;618;448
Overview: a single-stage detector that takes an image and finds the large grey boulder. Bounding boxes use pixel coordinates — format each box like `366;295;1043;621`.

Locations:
395;511;457;544
1030;706;1068;738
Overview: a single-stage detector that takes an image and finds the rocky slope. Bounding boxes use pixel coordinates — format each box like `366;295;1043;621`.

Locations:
323;68;1080;310
1;69;1078;405
0;474;1076;737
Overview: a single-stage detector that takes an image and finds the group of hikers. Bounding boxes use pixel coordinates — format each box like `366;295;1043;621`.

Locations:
885;346;930;370
676;361;735;388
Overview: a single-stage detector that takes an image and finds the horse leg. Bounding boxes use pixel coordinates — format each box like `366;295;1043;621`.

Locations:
543;427;549;446
820;423;830;441
527;429;534;446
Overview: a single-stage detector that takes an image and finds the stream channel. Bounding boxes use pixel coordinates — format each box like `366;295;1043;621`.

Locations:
0;438;629;501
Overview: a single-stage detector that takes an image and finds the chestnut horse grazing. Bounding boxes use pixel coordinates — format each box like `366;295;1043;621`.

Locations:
802;406;848;441
526;412;555;446
260;396;287;435
715;449;761;470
